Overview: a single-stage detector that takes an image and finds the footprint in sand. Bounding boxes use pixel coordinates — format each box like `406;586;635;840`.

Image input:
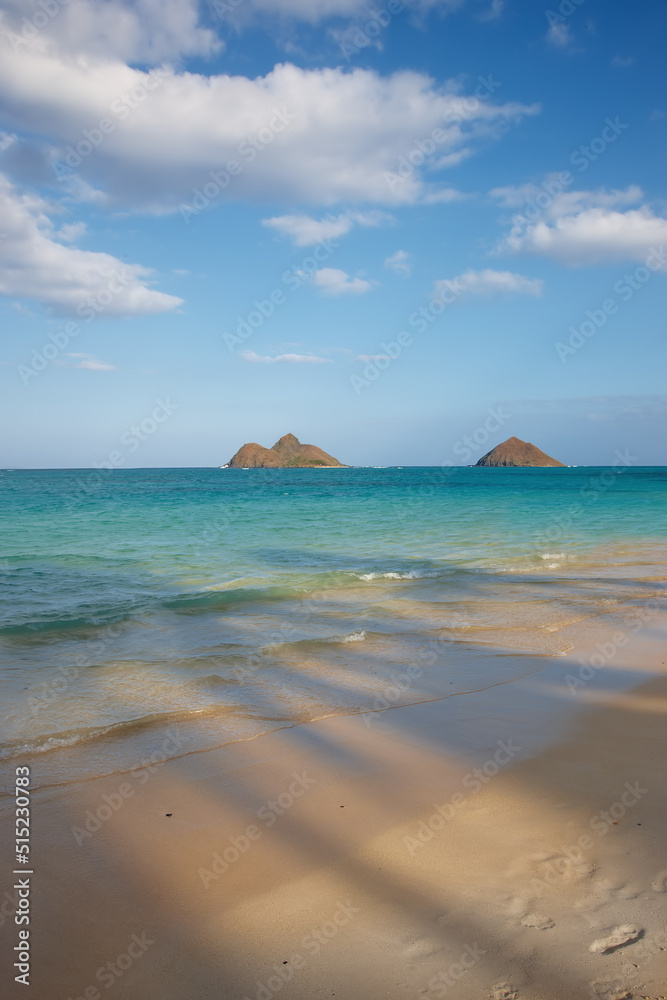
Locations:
489;984;519;1000
589;925;644;954
651;868;667;892
520;913;555;930
500;896;554;930
589;981;632;1000
574;876;631;919
502;896;529;918
403;937;444;962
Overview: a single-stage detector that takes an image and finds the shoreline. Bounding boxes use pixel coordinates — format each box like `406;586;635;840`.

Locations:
2;622;666;998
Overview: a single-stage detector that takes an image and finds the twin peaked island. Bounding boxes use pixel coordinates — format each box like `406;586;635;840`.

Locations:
223;434;565;469
225;433;347;468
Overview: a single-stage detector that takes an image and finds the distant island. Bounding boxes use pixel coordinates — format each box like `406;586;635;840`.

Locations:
224;433;347;468
476;436;565;467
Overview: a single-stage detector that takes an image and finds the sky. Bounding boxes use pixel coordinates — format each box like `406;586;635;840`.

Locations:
0;0;665;468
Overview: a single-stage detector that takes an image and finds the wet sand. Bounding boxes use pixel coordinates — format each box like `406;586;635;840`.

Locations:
1;624;666;1000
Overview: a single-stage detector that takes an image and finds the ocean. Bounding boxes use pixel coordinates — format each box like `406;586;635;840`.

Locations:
1;466;666;786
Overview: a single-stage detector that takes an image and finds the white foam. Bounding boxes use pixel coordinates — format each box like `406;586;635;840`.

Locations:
355;570;435;581
340;630;367;642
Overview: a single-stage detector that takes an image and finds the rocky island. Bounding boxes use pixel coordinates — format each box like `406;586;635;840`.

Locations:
476;436;565;467
225;433;347;468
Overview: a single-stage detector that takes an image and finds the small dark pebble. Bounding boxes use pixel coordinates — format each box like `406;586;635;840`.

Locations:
165;813;172;817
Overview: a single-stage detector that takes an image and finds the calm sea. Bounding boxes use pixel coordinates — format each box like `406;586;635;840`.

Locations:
1;466;666;784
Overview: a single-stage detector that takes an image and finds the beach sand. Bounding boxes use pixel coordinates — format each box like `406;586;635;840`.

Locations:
2;624;667;1000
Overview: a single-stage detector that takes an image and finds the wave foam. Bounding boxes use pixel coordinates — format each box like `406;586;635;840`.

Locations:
355;570;437;581
339;630;367;642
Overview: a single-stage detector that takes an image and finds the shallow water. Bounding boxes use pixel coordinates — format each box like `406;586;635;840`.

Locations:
1;466;666;783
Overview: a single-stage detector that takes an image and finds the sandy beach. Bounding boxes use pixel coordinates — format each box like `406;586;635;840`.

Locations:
2;616;666;1000
2;0;665;993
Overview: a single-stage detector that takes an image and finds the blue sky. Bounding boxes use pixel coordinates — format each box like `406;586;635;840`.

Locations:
0;0;665;467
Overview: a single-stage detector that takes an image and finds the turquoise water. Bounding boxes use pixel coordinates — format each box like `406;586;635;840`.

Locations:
1;466;666;781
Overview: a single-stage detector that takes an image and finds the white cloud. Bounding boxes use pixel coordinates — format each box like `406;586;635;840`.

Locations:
239;350;332;363
493;184;667;266
0;174;183;316
262;210;389;246
384;250;411;276
420;187;467;205
57;221;87;242
611;55;635;68
0;49;538;210
546;22;574;49
491;182;643;216
434;268;543;298
478;0;504;21
64;353;117;370
313;268;372;295
0;0;217;63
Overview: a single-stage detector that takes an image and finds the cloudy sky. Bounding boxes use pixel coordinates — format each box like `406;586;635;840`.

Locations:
1;0;665;467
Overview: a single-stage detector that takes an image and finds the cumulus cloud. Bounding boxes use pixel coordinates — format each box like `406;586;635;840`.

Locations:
313;268;372;295
493;184;667;266
0;174;183;316
0;0;217;63
262;210;389;246
239;350;332;363
434;268;543;298
384;250;411;276
0;48;538;210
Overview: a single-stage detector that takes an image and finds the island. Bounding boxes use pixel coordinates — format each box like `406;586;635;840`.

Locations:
224;433;347;468
475;436;565;467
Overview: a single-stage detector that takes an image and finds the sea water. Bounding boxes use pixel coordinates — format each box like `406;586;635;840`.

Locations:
1;466;666;784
